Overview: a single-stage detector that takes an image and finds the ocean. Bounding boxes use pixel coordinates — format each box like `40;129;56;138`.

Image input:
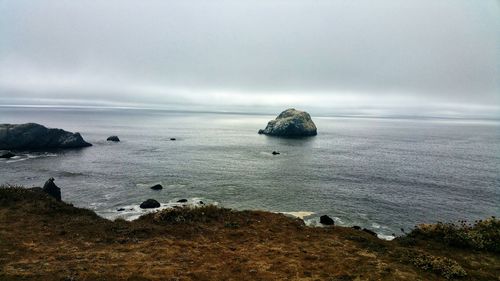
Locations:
1;107;499;239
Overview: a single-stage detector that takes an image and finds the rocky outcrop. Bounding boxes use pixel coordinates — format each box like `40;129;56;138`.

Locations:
320;215;335;225
0;123;92;150
140;199;160;209
43;178;61;201
150;184;163;190
0;150;15;159
258;108;317;137
107;136;120;142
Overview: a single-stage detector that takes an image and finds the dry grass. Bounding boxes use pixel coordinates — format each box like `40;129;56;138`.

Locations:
0;186;499;280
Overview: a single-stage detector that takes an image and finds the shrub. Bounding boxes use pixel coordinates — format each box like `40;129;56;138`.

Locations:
409;252;467;279
408;217;500;252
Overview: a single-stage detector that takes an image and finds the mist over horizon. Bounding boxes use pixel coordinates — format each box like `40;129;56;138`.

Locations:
1;0;499;118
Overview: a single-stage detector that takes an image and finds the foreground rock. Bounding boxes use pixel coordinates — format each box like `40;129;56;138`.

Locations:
320;215;335;225
0;123;92;150
258;108;317;137
106;136;120;142
42;177;61;201
0;150;15;159
140;199;160;209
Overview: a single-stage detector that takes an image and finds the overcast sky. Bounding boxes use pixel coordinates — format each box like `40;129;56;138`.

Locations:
0;0;498;117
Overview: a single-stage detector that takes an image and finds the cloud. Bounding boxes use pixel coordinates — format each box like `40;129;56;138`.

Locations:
0;0;498;117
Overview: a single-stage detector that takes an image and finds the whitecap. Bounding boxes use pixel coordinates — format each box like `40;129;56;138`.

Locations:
101;198;211;221
377;233;396;241
281;211;315;219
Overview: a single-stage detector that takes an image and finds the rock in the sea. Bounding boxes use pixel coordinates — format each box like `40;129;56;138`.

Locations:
117;208;126;212
0;150;15;159
320;215;335;226
258;108;317;137
170;138;176;141
106;136;120;142
140;199;160;209
42;177;61;201
150;184;163;190
362;228;377;237
272;151;280;155
0;123;92;150
352;225;361;230
177;199;188;203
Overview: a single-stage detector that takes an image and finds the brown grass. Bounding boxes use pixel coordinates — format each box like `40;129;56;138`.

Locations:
0;186;498;280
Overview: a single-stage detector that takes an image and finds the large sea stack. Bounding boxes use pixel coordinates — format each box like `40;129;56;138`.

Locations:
0;123;92;150
258;108;317;137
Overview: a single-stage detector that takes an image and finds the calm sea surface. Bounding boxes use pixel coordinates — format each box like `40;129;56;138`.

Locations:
1;107;499;239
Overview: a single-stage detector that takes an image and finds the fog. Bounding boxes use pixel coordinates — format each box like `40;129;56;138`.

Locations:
0;0;498;117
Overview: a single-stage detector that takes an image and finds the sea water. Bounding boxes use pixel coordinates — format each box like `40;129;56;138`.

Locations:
1;107;499;239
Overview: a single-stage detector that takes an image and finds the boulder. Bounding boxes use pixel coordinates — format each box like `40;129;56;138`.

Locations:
0;123;92;150
42;177;61;201
258;108;317;137
107;136;120;142
320;215;335;226
177;199;188;203
0;150;15;159
352;225;361;230
140;199;160;209
150;184;163;190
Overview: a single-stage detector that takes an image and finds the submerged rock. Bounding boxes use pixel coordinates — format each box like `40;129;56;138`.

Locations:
0;123;92;150
43;177;61;201
140;199;160;209
0;150;15;159
258;108;317;137
107;136;120;142
117;208;125;212
320;215;335;226
150;184;163;190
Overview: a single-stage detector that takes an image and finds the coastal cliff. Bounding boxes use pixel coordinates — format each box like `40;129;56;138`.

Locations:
0;186;498;281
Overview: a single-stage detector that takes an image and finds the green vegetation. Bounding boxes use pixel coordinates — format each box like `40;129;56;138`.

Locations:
407;218;500;252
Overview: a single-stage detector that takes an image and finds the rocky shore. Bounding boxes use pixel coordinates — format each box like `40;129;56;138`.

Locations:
0;186;498;281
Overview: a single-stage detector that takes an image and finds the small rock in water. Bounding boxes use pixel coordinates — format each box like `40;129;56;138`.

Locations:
170;138;176;141
0;150;15;159
150;184;163;190
43;177;61;201
198;201;204;205
352;225;361;230
107;136;120;142
177;199;188;203
362;228;377;237
117;208;125;212
272;151;280;155
319;215;335;226
140;199;160;209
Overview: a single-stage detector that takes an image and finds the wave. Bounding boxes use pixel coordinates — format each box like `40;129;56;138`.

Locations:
99;198;210;221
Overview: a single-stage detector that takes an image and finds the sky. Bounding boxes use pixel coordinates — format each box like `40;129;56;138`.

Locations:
0;0;499;117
